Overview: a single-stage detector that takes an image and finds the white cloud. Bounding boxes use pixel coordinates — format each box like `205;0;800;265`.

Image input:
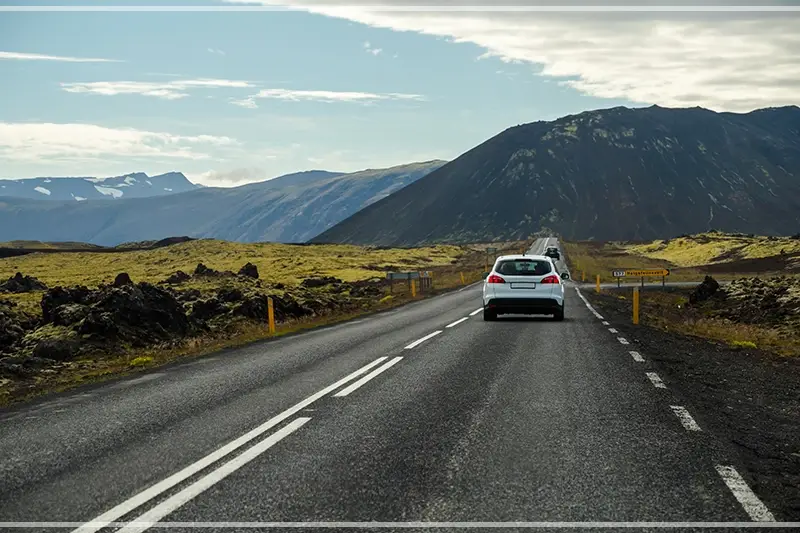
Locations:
208;48;226;55
0;123;237;162
232;1;800;112
61;79;254;100
232;88;425;108
191;167;276;187
0;51;121;62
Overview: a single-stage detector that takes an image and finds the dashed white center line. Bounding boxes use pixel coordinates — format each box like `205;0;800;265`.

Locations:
469;308;483;316
446;317;469;328
670;405;702;432
608;328;618;334
629;351;645;362
617;337;630;345
602;321;610;326
116;417;311;533
334;357;404;397
646;372;667;389
715;465;776;522
404;330;443;350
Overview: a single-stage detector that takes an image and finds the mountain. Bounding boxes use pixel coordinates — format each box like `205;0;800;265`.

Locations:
0;161;446;245
311;105;800;246
0;172;198;201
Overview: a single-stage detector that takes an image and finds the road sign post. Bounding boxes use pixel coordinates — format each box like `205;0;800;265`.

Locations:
610;268;670;287
633;287;640;325
267;296;276;335
596;274;600;293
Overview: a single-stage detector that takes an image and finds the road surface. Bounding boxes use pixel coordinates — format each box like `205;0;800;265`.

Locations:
0;238;783;531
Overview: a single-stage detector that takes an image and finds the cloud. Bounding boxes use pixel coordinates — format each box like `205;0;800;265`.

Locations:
230;1;800;112
208;48;226;55
363;41;383;55
0;123;237;162
190;167;275;187
61;79;254;100
0;51;122;62
231;88;425;108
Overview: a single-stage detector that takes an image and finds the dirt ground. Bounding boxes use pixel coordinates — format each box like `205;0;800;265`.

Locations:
583;288;800;520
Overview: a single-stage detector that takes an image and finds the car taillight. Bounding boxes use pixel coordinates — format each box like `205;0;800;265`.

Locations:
487;274;505;284
541;275;560;284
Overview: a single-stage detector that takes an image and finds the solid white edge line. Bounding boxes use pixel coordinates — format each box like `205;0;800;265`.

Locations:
404;330;443;350
646;372;667;389
629;351;645;363
333;357;404;397
117;418;312;533
670;406;702;432
617;337;630;345
715;465;776;522
446;317;470;328
70;357;389;533
469;308;483;316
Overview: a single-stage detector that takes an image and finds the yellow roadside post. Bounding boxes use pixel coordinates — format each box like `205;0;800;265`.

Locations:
460;272;466;285
267;296;276;335
581;271;586;282
633;287;640;325
596;274;601;293
411;279;417;298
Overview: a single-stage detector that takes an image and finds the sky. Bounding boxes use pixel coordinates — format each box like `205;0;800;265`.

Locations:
0;1;798;187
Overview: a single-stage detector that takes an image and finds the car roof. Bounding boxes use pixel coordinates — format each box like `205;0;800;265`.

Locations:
496;254;551;261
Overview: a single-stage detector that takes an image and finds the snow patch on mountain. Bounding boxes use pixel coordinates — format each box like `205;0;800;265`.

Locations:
34;186;51;196
94;185;123;198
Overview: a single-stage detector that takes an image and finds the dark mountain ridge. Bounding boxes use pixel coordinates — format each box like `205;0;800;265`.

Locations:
312;105;800;245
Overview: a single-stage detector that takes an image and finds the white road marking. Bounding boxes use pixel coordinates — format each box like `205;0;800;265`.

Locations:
9;522;800;528
715;465;776;522
602;321;609;326
617;337;630;345
670;405;702;432
446;317;469;328
333;357;404;397
629;351;645;362
646;372;667;389
117;418;311;533
469;308;483;316
404;330;443;350
70;357;389;533
608;328;618;334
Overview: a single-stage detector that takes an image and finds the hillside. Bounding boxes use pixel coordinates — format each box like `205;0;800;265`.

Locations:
311;105;800;246
0;172;198;201
0;161;446;246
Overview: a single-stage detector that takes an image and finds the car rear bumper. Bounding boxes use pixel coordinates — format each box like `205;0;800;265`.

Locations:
484;297;562;315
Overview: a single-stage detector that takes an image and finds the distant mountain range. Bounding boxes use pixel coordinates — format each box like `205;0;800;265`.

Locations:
0;161;446;245
0;172;199;201
313;105;800;245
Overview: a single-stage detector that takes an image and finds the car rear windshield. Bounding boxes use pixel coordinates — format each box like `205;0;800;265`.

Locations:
496;259;552;276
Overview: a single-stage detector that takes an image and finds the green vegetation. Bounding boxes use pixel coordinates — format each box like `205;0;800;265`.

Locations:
0;239;465;290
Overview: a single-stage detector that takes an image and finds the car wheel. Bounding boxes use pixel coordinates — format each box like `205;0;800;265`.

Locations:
483;308;497;321
553;305;565;321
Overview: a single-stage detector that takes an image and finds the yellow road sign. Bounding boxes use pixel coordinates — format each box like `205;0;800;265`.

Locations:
612;268;670;278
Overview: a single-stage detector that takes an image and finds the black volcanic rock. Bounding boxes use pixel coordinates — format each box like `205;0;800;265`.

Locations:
312;105;800;245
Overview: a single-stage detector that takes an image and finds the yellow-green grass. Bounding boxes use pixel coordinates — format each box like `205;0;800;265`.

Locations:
626;232;800;267
602;289;800;357
0;239;466;289
562;241;705;282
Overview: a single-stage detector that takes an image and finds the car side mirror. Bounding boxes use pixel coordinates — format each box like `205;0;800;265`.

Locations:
482;272;489;279
562;272;570;280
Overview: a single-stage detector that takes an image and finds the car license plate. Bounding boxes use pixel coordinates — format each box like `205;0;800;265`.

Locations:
511;282;536;289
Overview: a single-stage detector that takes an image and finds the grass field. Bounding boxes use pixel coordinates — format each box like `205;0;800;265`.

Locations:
563;231;800;283
0;240;466;289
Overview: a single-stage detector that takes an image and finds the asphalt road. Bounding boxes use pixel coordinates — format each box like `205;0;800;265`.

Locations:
0;238;785;531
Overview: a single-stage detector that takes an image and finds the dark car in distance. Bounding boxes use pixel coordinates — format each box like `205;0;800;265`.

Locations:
544;246;560;261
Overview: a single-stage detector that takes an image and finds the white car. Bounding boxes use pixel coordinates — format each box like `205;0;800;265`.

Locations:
482;254;566;321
